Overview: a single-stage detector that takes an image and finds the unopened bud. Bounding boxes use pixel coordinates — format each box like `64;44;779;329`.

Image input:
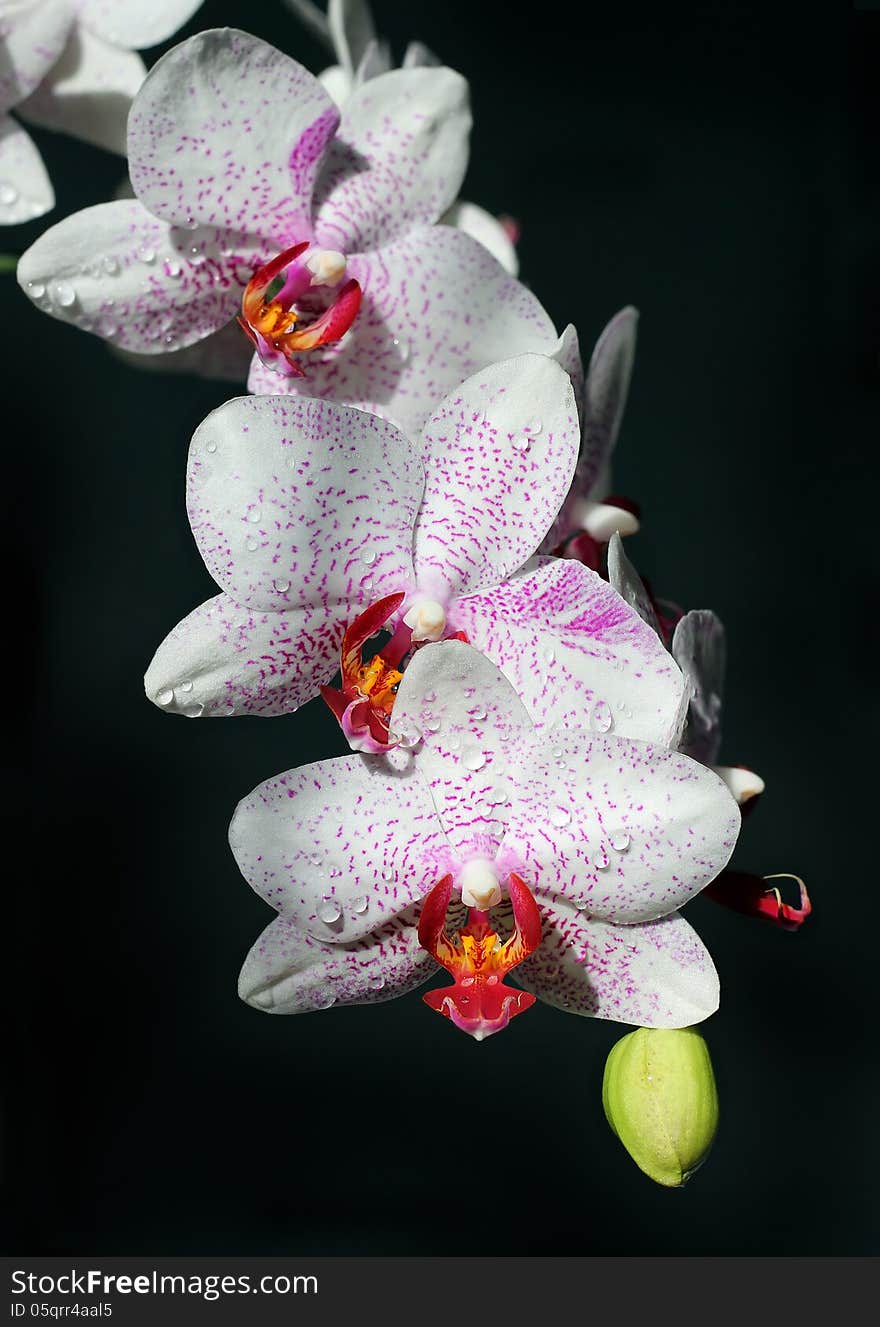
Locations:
602;1026;718;1187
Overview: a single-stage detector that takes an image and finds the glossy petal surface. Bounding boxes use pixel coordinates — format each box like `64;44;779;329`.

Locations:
0;114;52;223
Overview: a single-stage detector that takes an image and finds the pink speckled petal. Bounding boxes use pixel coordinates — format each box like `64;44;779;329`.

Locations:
312;67;470;253
452;559;687;744
391;639;534;858
671;609;726;765
0;0;72;114
247;225;562;438
18;24;145;156
503;727;740;923
16;200;259;351
412;354;578;600
77;0;204;49
144;592;343;717
229;755;447;943
187;393;422;611
238;911;433;1014
0;115;52;223
606;532;663;639
516;899;719;1027
113;317;252;382
128;29;337;242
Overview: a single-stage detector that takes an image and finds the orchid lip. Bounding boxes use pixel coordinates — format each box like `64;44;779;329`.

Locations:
239;242;362;377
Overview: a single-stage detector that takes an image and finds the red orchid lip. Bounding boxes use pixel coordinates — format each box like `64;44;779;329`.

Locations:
703;870;811;931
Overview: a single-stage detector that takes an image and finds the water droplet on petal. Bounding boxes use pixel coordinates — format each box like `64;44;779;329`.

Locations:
523;417;543;435
544;646;556;664
472;706;487;721
392;720;421;749
486;784;510;806
462;746;487;772
424;716;441;733
0;181;19;205
138;244;156;264
205;440;217;454
594;848;609;870
370;975;386;991
318;899;342;925
610;831;631;853
361;549;377;566
27;281;45;299
351;895;369;914
178;680;193;693
381;867;395;882
313;991;336;1010
550;806;571;828
590;698;614;733
103;256;119;276
423;690;436;703
273;578;291;593
52;281;76;308
182;702;204;718
156;688;174;706
245;536;259;552
247;507;262;523
164;259;182;278
392;336;410;362
309;854;323;867
510;431;531;453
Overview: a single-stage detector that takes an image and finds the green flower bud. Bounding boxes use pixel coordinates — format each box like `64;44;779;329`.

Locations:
602;1027;719;1187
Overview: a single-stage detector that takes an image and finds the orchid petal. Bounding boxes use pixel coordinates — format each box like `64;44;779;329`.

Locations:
504;727;740;923
391;639;533;857
317;63;352;106
113;317;252;382
0;0;72;114
312;67;471;254
76;0;205;49
452;559;687;744
606;531;663;639
144;592;342;717
402;41;441;69
239;911;433;1014
16;200;255;350
515;900;719;1027
0;115;52;223
248;225;566;438
128;29;337;242
412;354;579;600
187;393;422;611
328;0;376;76
18;24;145;156
354;37;392;86
671;609;725;764
440;199;518;276
229;755;447;943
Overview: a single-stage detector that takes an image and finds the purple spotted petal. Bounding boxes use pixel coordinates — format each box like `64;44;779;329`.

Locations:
248;225;566;439
229;755;448;943
144;593;343;718
515;900;719;1027
503;727;740;923
606;532;663;640
128;29;337;243
187;394;422;613
77;0;205;49
391;640;534;858
18;25;145;156
0;115;52;223
452;558;687;744
0;0;72;115
312;67;470;253
412;354;578;600
671;609;726;765
238;911;433;1014
16;200;260;351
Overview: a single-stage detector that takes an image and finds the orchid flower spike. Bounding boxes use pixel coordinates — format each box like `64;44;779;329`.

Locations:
0;0;204;225
145;355;687;756
18;27;567;430
231;641;740;1038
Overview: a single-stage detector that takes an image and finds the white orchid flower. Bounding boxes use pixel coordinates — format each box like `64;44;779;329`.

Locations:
231;640;740;1039
18;27;564;433
145;354;686;760
0;0;203;224
286;0;519;274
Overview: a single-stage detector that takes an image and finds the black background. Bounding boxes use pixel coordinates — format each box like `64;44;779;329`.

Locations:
4;0;878;1255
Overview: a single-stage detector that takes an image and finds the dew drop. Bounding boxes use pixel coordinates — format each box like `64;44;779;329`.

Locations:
245;536;259;552
610;831;631;853
590;698;614;733
423;716;442;733
510;431;531;453
182;702;204;718
392;336;410;362
164;259;182;278
462;746;487;772
103;256;119;276
486;784;509;807
52;281;76;308
27;281;45;299
394;720;422;750
472;705;487;721
309;854;323;867
593;848;609;871
247;506;262;523
550;806;571;828
370;975;386;991
313;991;336;1010
381;867;395;882
544;646;556;664
523;417;543;435
273;577;291;593
447;735;461;752
138;244;156;264
205;440;217;454
156;688;174;706
178;680;193;693
317;899;342;925
351;895;369;914
361;575;373;591
361;549;377;566
0;181;19;205
423;690;436;703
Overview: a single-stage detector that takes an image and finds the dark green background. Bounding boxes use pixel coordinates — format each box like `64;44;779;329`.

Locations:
5;0;878;1254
